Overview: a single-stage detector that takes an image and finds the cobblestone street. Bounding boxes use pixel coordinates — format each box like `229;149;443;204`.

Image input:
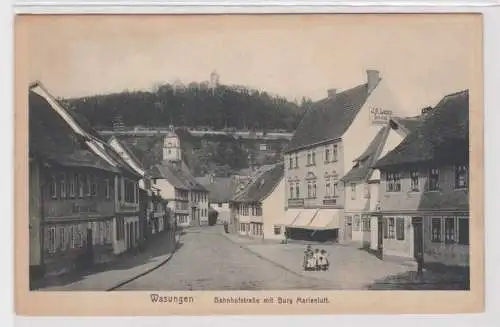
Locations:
116;227;339;291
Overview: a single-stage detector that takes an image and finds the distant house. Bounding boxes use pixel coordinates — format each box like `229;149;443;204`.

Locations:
373;90;469;267
230;163;285;240
196;174;239;224
282;70;401;243
29;82;142;279
341;116;421;251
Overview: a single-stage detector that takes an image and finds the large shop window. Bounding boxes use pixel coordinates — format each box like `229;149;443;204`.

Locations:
444;217;456;244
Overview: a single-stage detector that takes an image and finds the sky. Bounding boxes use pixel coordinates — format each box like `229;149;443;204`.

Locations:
24;14;481;116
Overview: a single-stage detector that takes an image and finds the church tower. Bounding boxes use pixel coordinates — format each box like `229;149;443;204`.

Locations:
162;125;182;163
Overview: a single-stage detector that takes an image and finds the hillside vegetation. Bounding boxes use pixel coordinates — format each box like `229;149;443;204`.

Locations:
65;83;312;131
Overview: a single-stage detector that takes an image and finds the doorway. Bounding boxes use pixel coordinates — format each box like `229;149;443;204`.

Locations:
377;217;383;254
412;217;423;259
345;216;352;241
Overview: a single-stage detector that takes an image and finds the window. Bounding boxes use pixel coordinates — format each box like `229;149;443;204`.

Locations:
312;182;317;198
255;205;262;216
295;182;300;198
47;227;56;253
289;183;294;199
59;226;66;251
74;224;82;248
69;173;76;198
116;217;125;240
333;178;339;197
410;169;419;191
429;168;440;191
307;152;311;165
325;179;331;197
431;218;442;242
86;174;92;197
444;217;456;244
455;165;468;189
384;218;395;239
383;218;388;239
353;215;361;231
105;179;110;200
124;179;135;203
362;217;371;232
325;148;331;162
312;152;316;165
50;175;57;199
350;183;356;200
60;173;67;199
333;144;338;161
294;154;298;168
69;225;75;248
363;184;370;198
396;218;405;240
386;172;401;192
78;174;84;198
458;218;469;245
274;225;281;235
218;203;222;208
91;177;98;197
288;156;293;169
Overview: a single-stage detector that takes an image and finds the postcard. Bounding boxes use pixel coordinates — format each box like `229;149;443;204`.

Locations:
14;13;484;315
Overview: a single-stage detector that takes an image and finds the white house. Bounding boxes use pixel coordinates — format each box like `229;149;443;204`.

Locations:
230;163;286;241
282;69;403;243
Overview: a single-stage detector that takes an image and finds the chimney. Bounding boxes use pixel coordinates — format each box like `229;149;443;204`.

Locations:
327;89;337;98
366;70;380;93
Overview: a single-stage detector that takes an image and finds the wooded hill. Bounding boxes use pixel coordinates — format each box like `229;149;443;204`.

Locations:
64;83;312;131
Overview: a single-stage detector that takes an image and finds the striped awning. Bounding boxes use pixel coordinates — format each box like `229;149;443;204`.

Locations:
289;209;318;228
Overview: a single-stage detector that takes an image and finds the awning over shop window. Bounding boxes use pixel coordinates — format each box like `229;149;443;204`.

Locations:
281;209;302;226
289;209;318;228
308;209;340;230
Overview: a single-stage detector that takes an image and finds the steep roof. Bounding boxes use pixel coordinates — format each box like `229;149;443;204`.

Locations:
196;176;238;203
29;90;120;173
232;163;284;203
149;162;207;191
374;90;469;168
342;126;390;183
284;83;373;153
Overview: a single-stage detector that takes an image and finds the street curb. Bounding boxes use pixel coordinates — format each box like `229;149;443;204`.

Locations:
219;232;338;285
107;236;180;291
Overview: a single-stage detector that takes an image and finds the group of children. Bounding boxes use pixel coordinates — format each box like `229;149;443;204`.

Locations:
302;245;329;271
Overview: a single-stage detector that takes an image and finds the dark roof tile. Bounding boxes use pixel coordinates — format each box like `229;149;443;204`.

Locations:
232;163;284;203
374;90;469;168
284;83;372;153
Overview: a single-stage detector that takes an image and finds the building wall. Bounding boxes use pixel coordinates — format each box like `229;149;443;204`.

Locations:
284;139;345;210
29;160;42;270
189;190;209;226
423;215;469;266
381;215;414;259
262;178;286;240
342;78;401;179
379;164;469;213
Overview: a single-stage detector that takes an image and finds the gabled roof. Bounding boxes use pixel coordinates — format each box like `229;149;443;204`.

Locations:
29;90;120;173
342;126;390;183
149;162;207;192
374;90;469;169
232;163;284;203
284;82;374;153
108;136;147;177
196;176;239;203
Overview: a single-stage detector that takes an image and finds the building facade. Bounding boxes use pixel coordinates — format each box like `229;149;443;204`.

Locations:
374;90;469;267
231;163;285;241
341;116;421;250
29;82;142;279
282;70;401;243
